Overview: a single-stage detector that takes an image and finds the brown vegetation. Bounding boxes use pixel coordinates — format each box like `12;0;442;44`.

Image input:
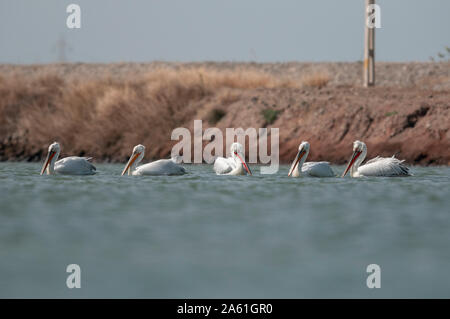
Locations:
0;66;302;162
0;62;449;165
300;71;330;88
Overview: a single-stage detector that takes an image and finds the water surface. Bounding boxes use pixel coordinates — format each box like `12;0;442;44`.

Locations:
0;163;449;298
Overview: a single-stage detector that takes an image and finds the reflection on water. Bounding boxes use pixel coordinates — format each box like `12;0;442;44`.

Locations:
0;163;449;298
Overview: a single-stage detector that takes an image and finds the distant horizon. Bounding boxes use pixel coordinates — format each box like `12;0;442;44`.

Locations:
1;0;449;64
1;60;447;66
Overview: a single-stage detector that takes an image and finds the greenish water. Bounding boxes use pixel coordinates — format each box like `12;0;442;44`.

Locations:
0;162;449;298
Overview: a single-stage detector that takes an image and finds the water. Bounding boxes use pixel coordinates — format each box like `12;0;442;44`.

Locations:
0;162;449;298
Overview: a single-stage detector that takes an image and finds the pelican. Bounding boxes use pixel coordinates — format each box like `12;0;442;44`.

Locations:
213;142;252;176
121;144;186;176
288;141;335;177
40;142;96;175
342;140;411;177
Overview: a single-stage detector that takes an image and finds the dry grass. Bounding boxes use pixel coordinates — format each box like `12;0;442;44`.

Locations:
0;66;303;161
300;71;331;88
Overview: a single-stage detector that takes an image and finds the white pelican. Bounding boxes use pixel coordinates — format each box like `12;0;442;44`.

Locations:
40;142;96;175
213;142;252;176
341;140;411;177
288;141;335;177
121;144;186;176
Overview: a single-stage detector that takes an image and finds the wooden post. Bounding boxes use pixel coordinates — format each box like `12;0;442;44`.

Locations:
364;0;375;87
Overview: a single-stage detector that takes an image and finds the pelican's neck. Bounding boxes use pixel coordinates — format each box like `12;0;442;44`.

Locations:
47;150;60;175
292;148;309;177
231;154;245;175
350;148;366;177
128;153;143;175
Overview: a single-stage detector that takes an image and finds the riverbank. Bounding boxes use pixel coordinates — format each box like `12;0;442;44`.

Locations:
0;62;449;165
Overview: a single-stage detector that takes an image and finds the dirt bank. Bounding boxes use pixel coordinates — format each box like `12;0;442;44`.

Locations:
0;62;449;165
210;86;449;165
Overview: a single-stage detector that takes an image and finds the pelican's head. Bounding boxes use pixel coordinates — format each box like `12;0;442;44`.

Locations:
121;144;145;176
353;140;367;153
132;144;145;155
230;142;244;155
40;142;61;175
342;140;367;177
48;142;61;153
288;141;310;177
299;141;310;153
230;142;252;175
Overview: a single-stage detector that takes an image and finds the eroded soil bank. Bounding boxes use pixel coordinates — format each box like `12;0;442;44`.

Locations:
0;62;448;165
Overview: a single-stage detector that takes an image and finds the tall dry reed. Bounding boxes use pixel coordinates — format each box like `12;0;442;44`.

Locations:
0;66;304;161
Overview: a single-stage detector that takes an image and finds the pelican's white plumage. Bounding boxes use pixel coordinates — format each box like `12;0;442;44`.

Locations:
288;141;335;177
213;143;252;176
342;140;411;177
40;142;96;175
122;144;186;176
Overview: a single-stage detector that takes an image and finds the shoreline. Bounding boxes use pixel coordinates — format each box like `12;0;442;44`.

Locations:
0;62;449;165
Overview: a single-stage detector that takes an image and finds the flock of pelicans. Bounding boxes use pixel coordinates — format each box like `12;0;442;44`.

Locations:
40;140;411;178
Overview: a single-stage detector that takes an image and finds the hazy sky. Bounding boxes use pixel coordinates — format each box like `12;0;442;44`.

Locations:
1;0;449;64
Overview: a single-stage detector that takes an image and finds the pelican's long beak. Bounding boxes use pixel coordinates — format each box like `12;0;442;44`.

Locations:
288;149;305;177
121;153;140;176
341;150;362;177
235;152;252;175
40;151;56;175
